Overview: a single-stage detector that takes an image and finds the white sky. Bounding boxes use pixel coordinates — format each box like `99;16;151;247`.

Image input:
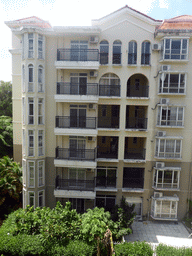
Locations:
1;0;192;82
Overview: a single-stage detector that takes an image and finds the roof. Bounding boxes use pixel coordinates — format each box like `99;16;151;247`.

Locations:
157;15;192;30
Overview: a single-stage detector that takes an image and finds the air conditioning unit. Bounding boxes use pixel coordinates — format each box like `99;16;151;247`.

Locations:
160;98;170;105
90;71;98;78
89;36;99;44
156;162;165;169
161;65;171;71
157;131;166;137
152;44;162;51
154;192;163;198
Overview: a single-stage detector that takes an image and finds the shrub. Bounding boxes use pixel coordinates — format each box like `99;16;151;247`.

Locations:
114;241;154;256
156;244;192;256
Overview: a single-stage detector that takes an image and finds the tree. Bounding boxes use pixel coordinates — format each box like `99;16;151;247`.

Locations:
0;156;22;218
0;81;12;117
0;116;13;158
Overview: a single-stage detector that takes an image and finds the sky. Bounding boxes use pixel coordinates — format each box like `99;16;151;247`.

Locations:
1;0;192;82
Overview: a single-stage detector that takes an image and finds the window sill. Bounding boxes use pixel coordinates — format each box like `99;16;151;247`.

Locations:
127;64;137;67
156;125;184;129
159;59;189;63
158;93;186;96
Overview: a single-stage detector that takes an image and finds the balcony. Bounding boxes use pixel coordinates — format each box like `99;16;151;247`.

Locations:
123;178;144;192
98;105;120;129
99;84;121;97
96;177;117;191
55;49;99;69
97;148;118;159
54;177;96;199
98;117;119;129
127;74;149;98
124;148;146;161
126;118;147;130
127;85;149;98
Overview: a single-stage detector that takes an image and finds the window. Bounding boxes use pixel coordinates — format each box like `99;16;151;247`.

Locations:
128;41;137;64
113;40;121;64
28;130;34;156
38;98;44;124
22;34;25;59
38;191;44;207
28;161;35;187
153;168;180;189
70;104;87;128
159;73;186;94
38;66;43;92
141;41;150;65
28;98;34;124
38;35;43;59
70;40;88;61
155;138;182;159
38;130;44;156
164;38;188;60
123;168;144;189
29;191;35;207
22;65;25;92
96;167;116;188
70;73;87;95
28;64;33;92
96;195;116;212
38;161;44;187
100;40;109;64
157;106;184;127
99;73;120;97
68;169;86;188
69;198;84;213
151;198;178;219
69;136;85;158
28;33;34;58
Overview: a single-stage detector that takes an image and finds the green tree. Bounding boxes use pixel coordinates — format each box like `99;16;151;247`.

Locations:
0;116;13;158
0;156;22;218
0;81;12;117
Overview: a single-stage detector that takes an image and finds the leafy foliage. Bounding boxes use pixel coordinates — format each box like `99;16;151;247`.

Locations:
0;156;22;218
0;81;12;117
114;241;154;256
0;116;13;157
156;244;192;256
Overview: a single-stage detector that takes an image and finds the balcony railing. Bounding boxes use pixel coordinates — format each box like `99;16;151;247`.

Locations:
157;119;183;127
99;85;121;97
123;178;144;189
100;53;108;65
126;118;148;129
127;85;149;97
56;116;97;129
56;147;96;161
97;147;118;159
98;117;119;129
155;152;181;159
153;180;179;190
96;177;116;188
57;49;99;61
159;85;185;94
57;82;98;96
55;177;95;191
124;148;146;160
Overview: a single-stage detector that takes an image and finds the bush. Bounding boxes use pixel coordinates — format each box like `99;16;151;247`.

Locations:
156;244;192;256
114;241;154;256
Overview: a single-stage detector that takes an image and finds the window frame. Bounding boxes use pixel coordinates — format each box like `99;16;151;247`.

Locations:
38;98;44;125
155;138;182;159
112;40;122;65
28;130;34;157
95;195;116;212
22;65;25;92
28;191;35;207
153;168;180;190
100;40;109;65
152;198;178;219
28;161;35;188
141;41;151;65
28;33;34;59
38;160;45;187
163;38;188;60
38;190;45;207
128;41;137;65
159;72;186;94
38;130;44;156
38;65;44;92
38;35;43;59
28;64;34;92
157;105;184;127
28;97;34;125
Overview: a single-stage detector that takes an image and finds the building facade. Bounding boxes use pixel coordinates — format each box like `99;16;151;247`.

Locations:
6;6;192;220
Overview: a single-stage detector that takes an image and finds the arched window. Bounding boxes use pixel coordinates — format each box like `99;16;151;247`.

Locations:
38;65;43;92
100;40;109;64
128;41;137;65
28;64;33;92
99;73;120;96
113;40;122;64
141;41;151;65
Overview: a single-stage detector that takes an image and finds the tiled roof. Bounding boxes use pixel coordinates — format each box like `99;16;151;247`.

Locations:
8;16;51;29
158;15;192;30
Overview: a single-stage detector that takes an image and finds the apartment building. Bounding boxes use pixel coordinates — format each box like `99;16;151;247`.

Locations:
5;6;192;221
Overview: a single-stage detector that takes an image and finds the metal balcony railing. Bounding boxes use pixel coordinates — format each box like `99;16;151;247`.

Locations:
98;117;119;129
55;177;95;191
57;48;99;61
127;85;149;97
56;82;98;96
123;178;144;189
96;177;116;188
99;53;108;64
112;53;122;64
159;84;185;94
97;147;118;159
126;118;148;129
124;148;146;160
157;119;183;127
99;84;121;97
55;147;96;161
153;180;179;189
55;116;97;129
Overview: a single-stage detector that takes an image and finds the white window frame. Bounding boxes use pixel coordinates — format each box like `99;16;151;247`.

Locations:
28;161;35;188
22;97;25;125
159;72;186;94
100;40;109;65
22;129;26;156
22;159;26;187
38;160;45;187
152;198;178;220
141;41;151;65
157;105;184;127
38;65;44;92
38;98;44;125
38;130;44;156
112;40;122;65
38;35;43;59
22;34;25;59
28;97;34;125
153;168;180;190
22;65;25;92
28;130;34;157
28;33;34;58
163;38;188;60
38;190;45;207
155;138;182;159
28;64;34;92
28;191;35;207
128;41;137;65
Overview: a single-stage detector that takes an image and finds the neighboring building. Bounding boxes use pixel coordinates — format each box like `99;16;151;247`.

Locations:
5;6;192;221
